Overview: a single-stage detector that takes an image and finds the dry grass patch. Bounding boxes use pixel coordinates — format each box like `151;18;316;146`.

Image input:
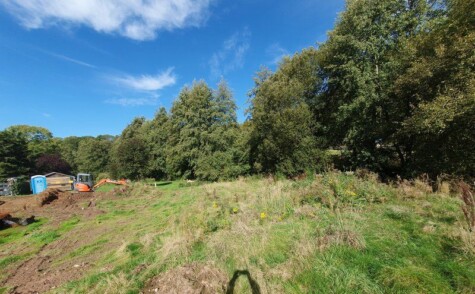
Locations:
317;227;366;251
143;262;227;294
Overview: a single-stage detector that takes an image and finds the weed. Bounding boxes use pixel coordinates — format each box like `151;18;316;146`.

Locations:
126;242;143;257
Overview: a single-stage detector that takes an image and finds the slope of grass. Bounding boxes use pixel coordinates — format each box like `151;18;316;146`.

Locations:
1;173;474;293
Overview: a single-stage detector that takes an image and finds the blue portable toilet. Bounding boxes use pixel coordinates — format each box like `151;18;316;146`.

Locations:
31;175;47;194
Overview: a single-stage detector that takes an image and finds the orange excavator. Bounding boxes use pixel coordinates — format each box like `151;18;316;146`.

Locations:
74;173;127;192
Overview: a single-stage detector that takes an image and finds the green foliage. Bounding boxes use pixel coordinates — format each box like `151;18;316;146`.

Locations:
110;120;149;180
76;137;112;178
6;125;61;172
0;130;30;178
307;0;474;179
6;125;52;141
1;0;473;182
142;107;170;179
60;136;93;173
9;176;30;195
167;80;247;180
247;51;326;176
393;0;475;178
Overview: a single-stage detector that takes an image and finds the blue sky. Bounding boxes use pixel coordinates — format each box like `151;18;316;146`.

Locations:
0;0;345;138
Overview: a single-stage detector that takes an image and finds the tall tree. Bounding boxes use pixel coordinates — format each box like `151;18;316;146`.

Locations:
60;136;93;173
167;80;244;180
0;130;30;179
141;108;170;179
248;56;324;176
393;0;475;178
110;117;149;180
196;80;248;180
318;0;446;175
6;125;60;171
76;137;112;178
35;154;72;175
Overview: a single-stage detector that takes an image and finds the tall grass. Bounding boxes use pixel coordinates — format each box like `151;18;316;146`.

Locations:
1;174;474;293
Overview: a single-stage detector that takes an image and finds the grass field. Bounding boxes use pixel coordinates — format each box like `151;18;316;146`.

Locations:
0;173;474;293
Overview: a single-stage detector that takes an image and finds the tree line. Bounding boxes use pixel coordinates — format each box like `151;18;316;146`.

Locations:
1;0;473;182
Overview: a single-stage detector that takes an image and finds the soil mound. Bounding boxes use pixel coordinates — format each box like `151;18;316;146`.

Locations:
37;188;62;206
143;263;228;294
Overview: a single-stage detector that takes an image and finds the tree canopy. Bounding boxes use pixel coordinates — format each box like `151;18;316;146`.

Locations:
1;0;473;182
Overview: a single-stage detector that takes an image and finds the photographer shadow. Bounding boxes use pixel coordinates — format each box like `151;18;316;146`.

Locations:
226;270;261;294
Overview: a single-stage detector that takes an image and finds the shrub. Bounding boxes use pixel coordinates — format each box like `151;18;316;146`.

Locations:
9;176;30;195
459;182;475;232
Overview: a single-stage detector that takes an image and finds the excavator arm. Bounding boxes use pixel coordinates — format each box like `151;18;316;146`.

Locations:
93;179;127;190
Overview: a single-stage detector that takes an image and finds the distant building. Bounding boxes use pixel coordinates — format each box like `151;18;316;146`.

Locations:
44;172;75;191
0;182;11;196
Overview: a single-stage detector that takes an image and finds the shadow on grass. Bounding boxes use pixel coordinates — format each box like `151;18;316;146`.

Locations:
155;182;172;187
1;215;37;230
226;270;261;294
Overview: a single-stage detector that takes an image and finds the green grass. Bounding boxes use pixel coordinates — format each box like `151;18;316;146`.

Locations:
0;218;47;244
94;183;118;192
1;173;474;293
0;255;26;267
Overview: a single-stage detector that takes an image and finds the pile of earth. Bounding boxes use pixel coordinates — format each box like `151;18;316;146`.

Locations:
143;263;228;294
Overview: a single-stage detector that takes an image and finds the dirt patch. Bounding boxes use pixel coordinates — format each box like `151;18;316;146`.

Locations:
37;188;61;206
0;191;105;225
2;220;122;293
143;263;228;294
0;190;127;292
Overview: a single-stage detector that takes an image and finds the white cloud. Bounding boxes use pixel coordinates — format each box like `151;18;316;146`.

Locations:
111;68;176;91
105;68;175;106
1;0;212;40
209;28;251;79
266;43;289;65
42;112;51;117
105;96;159;106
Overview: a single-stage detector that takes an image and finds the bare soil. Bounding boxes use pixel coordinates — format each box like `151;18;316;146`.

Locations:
0;190;118;293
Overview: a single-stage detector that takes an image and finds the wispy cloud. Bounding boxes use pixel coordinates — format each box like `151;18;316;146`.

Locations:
44;51;96;68
42;112;51;118
111;68;176;91
1;0;212;41
209;28;251;79
105;68;176;107
105;94;159;107
266;43;289;65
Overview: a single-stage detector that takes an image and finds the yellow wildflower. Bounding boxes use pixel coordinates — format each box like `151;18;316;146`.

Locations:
260;212;267;219
212;202;218;208
346;190;357;197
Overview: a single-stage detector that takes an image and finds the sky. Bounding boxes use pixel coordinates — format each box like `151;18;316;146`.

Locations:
0;0;345;138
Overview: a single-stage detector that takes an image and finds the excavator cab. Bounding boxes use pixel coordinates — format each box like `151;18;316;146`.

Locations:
75;173;94;192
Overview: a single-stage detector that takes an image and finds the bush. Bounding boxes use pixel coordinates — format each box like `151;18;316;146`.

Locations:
96;172;111;181
9;176;30;195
